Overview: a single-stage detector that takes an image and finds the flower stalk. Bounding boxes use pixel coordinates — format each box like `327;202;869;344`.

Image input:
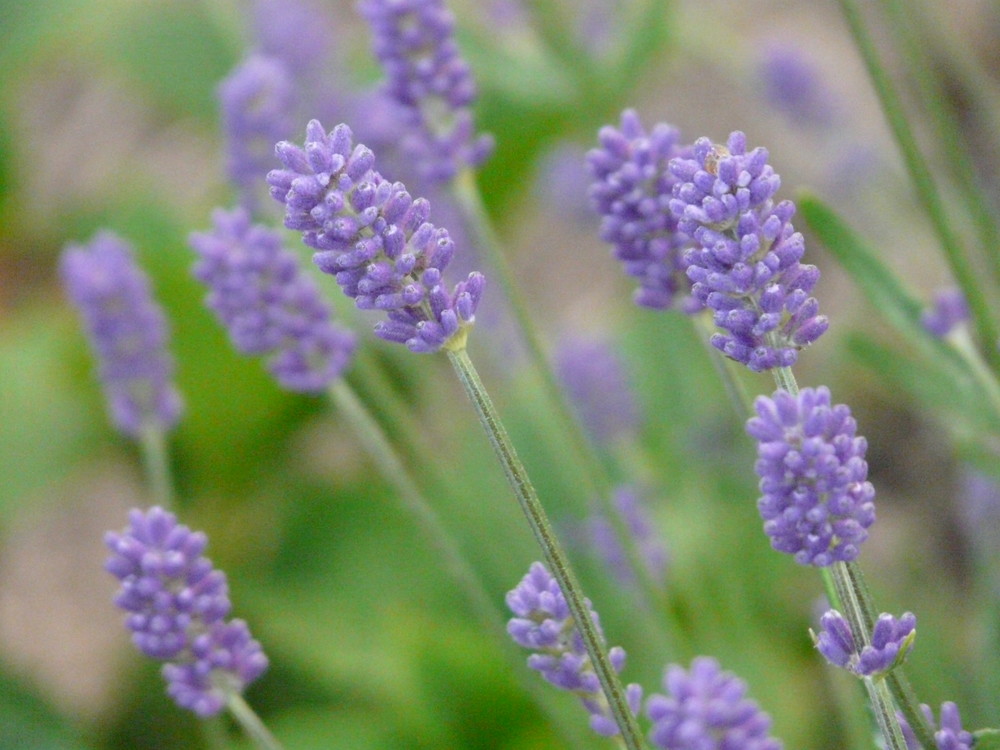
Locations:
446;344;648;749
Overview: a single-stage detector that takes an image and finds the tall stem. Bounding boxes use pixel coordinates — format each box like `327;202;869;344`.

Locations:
138;425;173;508
450;169;670;626
227;693;285;750
327;378;593;749
446;345;647;749
836;0;1000;373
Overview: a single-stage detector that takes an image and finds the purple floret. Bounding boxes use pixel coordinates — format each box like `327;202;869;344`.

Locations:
920;287;969;338
587;109;700;312
60;232;182;437
267;119;485;352
669;132;828;371
815;609;916;677
898;702;974;750
746;387;876;566
105;507;268;717
358;0;492;182
646;656;782;750
506;562;642;737
190;206;356;392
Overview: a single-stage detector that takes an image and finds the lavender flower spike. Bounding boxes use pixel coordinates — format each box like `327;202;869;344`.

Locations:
588;487;668;587
267;120;485;352
898;702;973;750
218;54;296;212
105;507;268;717
506;562;642;737
814;609;916;677
669;132;828;371
358;0;493;182
587;109;700;312
646;656;782;750
746;387;876;566
190;206;356;392
60;232;182;437
921;287;969;338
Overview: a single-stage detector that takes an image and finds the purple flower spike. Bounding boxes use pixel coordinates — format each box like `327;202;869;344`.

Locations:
506;562;642;737
218;54;296;211
190;206;356;392
587;110;700;312
358;0;493;182
267;120;485;352
898;702;973;750
921;287;969;338
105;507;268;717
746;387;876;566
815;609;916;677
60;232;182;438
588;487;668;587
669;132;828;371
555;337;640;446
646;656;782;750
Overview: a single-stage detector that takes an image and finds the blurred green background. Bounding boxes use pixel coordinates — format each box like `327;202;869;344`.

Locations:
2;0;1000;748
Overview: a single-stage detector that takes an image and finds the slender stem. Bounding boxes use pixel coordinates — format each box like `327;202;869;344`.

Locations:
446;345;648;750
328;379;504;642
863;677;908;750
227;693;285;750
835;0;1000;373
450;169;670;624
879;0;1000;288
138;425;173;508
327;378;593;749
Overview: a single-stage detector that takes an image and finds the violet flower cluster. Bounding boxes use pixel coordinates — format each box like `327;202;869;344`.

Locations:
554;336;640;447
646;657;782;750
105;507;268;717
60;232;182;437
746;387;876;566
921;287;969;338
218;54;297;211
670;131;828;371
190;206;356;392
358;0;493;182
506;562;642;737
588;487;668;588
814;609;916;678
586;109;699;312
267;120;485;352
899;702;974;750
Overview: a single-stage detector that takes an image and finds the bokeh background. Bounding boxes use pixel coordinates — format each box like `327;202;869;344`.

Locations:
2;0;1000;748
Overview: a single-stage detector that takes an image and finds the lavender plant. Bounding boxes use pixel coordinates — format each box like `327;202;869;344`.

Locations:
25;0;1000;747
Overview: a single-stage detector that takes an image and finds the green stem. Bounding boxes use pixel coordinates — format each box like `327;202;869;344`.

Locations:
879;0;1000;288
446;345;647;750
328;379;505;643
138;425;173;508
835;0;1000;373
227;693;284;750
450;170;670;626
863;677;908;750
327;378;593;749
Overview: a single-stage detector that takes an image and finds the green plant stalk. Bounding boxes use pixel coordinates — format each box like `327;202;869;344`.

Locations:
326;378;593;749
138;424;173;508
771;365;936;749
446;344;648;750
227;693;285;750
450;168;671;628
835;0;1000;374
879;0;1000;288
328;378;512;643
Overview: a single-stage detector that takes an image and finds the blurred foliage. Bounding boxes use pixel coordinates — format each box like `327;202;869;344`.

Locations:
1;0;999;748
